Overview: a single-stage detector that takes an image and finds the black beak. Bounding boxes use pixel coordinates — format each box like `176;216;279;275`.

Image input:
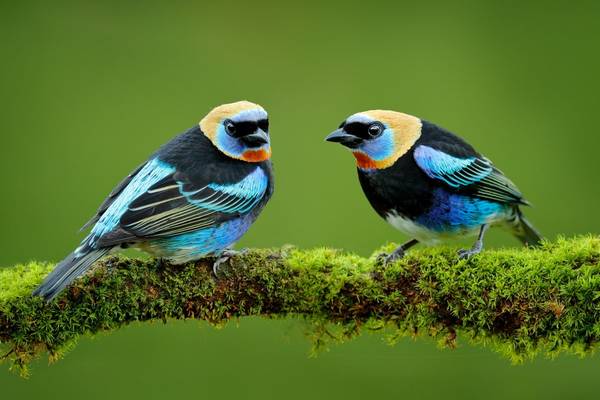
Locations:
241;129;269;147
325;128;363;148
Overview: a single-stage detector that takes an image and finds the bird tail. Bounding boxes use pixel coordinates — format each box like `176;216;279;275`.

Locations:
510;208;543;247
33;242;109;302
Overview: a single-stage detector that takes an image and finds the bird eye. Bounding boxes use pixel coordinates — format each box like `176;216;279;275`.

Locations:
224;120;236;136
368;123;383;137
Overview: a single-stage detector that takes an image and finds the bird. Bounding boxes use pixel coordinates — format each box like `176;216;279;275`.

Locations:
325;110;542;263
34;100;274;301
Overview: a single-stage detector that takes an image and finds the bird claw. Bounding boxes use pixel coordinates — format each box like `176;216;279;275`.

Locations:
212;248;247;277
458;225;487;260
376;249;406;266
457;248;481;259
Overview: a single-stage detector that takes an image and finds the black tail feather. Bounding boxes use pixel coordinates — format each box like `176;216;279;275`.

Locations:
33;248;109;302
512;211;543;247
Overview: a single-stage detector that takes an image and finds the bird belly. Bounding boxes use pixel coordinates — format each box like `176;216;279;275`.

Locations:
138;216;253;264
385;212;447;245
386;189;510;245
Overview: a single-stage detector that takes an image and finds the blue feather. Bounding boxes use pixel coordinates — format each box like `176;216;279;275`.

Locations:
86;158;175;247
416;188;506;232
160;216;253;257
184;167;268;214
359;129;394;161
413;145;491;188
129;167;269;262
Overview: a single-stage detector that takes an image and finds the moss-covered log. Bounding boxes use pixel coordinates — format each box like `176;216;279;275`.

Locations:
1;236;600;375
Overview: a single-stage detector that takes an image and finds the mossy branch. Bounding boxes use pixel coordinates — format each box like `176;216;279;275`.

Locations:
1;236;600;375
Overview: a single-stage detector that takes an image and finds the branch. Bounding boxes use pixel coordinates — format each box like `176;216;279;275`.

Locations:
1;236;599;375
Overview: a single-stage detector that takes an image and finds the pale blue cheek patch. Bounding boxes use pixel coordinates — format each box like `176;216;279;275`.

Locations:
358;129;394;161
215;125;271;158
216;125;245;158
89;158;176;243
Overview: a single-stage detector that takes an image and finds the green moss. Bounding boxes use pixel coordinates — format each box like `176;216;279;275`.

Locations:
1;236;599;375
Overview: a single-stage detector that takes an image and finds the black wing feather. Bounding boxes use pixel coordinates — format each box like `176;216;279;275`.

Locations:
416;121;528;205
80;162;147;231
96;166;269;247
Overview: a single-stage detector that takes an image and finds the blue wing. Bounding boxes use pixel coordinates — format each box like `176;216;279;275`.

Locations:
413;145;526;204
86;158;268;248
81;161;148;232
120;166;268;239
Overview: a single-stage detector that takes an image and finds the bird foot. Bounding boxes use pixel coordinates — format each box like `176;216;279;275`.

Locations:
212;248;248;277
376;249;406;266
458;224;487;260
457;248;481;260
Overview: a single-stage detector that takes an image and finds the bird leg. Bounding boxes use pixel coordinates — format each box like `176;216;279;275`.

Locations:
212;248;247;277
458;224;489;259
379;239;419;265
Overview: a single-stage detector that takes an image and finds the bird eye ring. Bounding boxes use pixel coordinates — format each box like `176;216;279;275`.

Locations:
224;120;236;136
368;123;384;137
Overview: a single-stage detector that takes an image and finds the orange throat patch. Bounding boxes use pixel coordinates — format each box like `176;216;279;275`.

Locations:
352;151;380;170
241;148;271;162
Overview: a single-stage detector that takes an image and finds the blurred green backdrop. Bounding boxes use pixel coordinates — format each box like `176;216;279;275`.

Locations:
1;0;599;398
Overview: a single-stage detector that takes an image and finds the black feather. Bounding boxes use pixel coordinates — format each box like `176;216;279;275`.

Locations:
80;162;147;231
97;127;273;246
512;211;543;246
32;245;110;301
417;120;527;205
356;117;542;247
35;124;274;301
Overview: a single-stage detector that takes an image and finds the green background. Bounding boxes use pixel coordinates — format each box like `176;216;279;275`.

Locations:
1;0;599;398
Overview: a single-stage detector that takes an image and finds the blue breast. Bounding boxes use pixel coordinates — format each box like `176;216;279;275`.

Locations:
416;188;507;232
150;216;254;261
